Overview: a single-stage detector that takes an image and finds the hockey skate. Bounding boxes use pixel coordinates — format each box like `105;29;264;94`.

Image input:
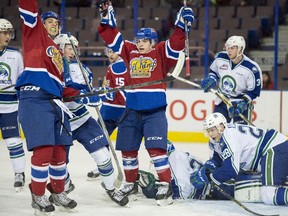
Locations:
155;182;173;206
101;182;129;206
29;184;55;216
119;181;139;201
14;172;25;192
87;169;100;181
64;179;75;194
47;183;77;212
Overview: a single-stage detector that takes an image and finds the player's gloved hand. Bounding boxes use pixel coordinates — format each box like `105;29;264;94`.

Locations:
62;57;73;86
100;5;117;28
201;76;217;92
94;87;115;101
228;99;248;117
175;6;194;32
75;89;101;107
203;159;218;173
190;167;209;189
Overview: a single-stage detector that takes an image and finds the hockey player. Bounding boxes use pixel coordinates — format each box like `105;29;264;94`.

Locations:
87;47;128;179
53;33;129;207
0;18;25;192
139;141;235;200
16;0;78;214
191;112;288;206
200;36;262;124
97;0;194;206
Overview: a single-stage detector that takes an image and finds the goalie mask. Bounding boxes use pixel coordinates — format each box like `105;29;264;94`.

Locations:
41;11;62;33
54;33;79;53
134;28;158;47
0;18;15;39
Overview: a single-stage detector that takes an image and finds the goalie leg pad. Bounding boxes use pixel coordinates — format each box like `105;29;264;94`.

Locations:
235;174;262;203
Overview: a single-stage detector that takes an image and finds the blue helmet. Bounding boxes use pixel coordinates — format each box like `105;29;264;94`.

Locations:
41;11;62;31
134;28;158;46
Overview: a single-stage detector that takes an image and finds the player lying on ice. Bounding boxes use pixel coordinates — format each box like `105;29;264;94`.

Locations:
138;141;264;202
190;112;288;205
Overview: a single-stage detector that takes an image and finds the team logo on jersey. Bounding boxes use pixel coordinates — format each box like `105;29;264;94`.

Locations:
130;56;156;78
220;64;228;70
0;62;12;85
252;66;258;73
221;75;236;94
46;46;63;74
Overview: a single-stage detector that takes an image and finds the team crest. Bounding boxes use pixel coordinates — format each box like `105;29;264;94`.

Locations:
130;56;156;78
220;64;228;70
221;75;236;94
0;62;12;85
46;46;63;74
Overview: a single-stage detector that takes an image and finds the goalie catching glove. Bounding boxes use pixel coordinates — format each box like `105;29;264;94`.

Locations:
175;6;194;32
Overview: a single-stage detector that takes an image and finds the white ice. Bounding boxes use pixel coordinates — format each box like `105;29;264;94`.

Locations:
0;140;287;216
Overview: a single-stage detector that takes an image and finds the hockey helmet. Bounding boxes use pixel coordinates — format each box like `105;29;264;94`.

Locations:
203;112;227;131
41;11;62;32
54;33;79;52
134;28;158;46
0;18;15;39
225;35;246;55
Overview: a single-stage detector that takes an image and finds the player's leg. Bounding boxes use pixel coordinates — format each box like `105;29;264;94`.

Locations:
75;117;128;206
213;102;232;123
1;111;26;191
63;145;75;194
260;142;288;205
116;109;142;201
144;108;173;206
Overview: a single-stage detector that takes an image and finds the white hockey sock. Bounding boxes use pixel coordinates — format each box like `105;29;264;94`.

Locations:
90;147;115;190
5;137;26;173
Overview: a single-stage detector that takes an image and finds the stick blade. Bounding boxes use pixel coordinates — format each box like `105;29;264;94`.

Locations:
170;51;185;78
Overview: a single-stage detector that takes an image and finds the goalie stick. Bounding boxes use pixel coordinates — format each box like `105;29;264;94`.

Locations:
212;184;280;216
63;51;185;102
170;75;254;126
67;32;124;188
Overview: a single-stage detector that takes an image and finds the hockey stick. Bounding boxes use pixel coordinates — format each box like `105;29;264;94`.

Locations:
0;84;15;91
67;33;123;188
183;0;190;78
212;184;279;216
170;76;255;126
63;51;185;102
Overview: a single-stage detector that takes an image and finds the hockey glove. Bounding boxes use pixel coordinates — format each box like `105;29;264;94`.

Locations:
75;89;101;107
190;167;209;189
203;159;218;173
228;99;248;117
100;5;117;28
201;75;217;92
175;6;194;32
94;87;115;101
62;57;73;86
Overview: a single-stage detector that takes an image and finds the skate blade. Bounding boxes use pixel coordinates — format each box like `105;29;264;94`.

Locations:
58;206;78;213
34;210;55;216
15;186;24;193
156;197;173;206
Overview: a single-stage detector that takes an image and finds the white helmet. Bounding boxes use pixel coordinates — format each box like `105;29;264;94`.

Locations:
203;112;227;131
53;33;78;52
225;35;246;55
0;18;15;39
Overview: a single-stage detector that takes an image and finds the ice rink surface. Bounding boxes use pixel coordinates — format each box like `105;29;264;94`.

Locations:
0;140;287;216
